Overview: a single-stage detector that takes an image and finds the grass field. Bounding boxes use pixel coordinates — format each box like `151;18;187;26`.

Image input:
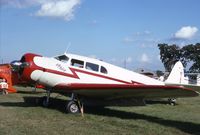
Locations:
0;87;200;135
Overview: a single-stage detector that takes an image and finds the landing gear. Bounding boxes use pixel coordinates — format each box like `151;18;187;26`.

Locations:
168;98;176;106
66;101;80;114
40;90;84;116
41;90;51;107
65;93;84;116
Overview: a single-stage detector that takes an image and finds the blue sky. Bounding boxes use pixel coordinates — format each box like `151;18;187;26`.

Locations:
0;0;200;70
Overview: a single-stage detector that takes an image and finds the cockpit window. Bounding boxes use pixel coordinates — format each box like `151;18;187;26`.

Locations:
71;59;84;68
55;55;69;63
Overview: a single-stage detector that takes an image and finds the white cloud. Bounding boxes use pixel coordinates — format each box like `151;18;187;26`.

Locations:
1;0;42;8
88;20;98;25
140;53;150;63
123;31;159;48
1;0;81;21
144;30;151;35
134;31;151;36
35;0;81;21
126;57;132;63
174;26;198;39
157;55;161;61
123;37;134;43
123;31;152;43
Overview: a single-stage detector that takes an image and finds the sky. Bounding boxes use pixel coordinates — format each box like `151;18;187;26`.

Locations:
0;0;200;71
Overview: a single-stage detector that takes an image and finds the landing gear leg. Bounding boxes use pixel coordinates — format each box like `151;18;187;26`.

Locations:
32;85;37;93
42;90;51;107
66;93;84;116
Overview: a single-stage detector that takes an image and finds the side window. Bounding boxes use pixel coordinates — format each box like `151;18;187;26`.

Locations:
100;66;108;74
86;62;99;72
71;59;84;68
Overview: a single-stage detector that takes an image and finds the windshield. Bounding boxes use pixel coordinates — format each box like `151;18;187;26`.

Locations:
55;55;69;63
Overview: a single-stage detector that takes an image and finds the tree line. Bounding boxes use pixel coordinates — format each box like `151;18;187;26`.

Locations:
158;43;200;72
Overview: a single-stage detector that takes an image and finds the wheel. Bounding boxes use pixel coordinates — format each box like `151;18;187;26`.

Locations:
168;98;176;106
66;101;80;114
42;96;49;107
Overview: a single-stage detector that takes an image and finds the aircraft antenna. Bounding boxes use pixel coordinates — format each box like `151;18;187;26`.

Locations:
65;42;71;54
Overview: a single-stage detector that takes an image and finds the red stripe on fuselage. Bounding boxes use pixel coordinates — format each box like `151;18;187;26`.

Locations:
41;67;142;85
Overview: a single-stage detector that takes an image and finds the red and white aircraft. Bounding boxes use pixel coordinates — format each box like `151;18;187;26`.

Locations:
11;53;199;113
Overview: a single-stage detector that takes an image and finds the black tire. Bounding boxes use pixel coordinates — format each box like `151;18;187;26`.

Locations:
66;101;80;114
168;98;176;106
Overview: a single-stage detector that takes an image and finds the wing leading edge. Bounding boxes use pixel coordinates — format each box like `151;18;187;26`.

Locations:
55;83;199;100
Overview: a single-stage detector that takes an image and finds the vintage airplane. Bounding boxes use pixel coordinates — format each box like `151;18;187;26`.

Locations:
11;53;199;114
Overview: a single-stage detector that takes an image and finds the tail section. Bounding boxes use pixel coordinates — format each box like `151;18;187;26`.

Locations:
165;61;186;84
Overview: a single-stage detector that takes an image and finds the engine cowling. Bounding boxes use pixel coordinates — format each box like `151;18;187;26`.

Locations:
11;53;42;84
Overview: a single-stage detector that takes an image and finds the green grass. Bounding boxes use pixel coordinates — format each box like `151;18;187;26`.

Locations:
0;87;200;135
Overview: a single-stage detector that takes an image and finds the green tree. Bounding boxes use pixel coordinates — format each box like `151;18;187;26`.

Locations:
158;43;182;71
158;43;200;72
182;43;200;72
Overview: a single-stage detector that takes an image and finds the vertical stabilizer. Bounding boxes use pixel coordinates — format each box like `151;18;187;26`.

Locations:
165;61;185;84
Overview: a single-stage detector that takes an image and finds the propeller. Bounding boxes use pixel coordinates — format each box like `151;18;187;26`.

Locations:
10;59;29;73
10;60;22;72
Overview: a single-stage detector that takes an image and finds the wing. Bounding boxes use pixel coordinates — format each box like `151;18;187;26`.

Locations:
55;83;199;100
166;83;200;92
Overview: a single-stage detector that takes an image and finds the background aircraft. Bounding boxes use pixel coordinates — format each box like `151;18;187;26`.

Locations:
10;53;199;114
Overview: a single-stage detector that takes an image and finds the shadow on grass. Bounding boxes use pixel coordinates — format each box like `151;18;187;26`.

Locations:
0;96;66;111
86;107;200;135
145;100;172;105
17;91;46;95
0;96;199;135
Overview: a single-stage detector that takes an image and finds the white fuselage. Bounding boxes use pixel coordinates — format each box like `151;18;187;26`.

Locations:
30;53;165;88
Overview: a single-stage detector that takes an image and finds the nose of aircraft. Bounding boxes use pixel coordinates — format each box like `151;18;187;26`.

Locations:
11;53;42;83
